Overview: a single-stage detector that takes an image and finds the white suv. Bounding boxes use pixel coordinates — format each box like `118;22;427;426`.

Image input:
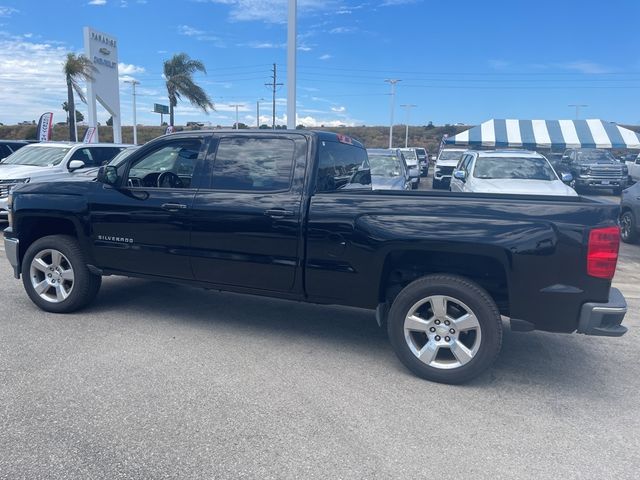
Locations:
433;148;466;189
449;150;577;196
0;142;129;217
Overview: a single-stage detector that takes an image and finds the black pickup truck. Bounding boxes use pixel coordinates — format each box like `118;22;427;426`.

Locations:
2;130;628;383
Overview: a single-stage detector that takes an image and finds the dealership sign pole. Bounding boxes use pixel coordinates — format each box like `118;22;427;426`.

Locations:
83;27;122;143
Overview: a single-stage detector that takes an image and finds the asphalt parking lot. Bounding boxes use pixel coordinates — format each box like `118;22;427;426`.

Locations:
0;205;639;479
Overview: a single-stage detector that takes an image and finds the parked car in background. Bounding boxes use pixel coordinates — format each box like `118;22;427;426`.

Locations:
617;152;638;164
450;150;577;196
0;140;29;160
433;148;466;189
561;148;628;194
620;182;640;243
0;142;129;217
415;148;429;176
367;148;411;190
624;153;640;183
399;148;420;186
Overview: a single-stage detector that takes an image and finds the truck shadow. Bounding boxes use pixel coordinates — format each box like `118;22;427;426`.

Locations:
91;276;619;396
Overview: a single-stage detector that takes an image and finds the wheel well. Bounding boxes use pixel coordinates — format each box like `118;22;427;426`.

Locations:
17;217;78;263
379;250;510;315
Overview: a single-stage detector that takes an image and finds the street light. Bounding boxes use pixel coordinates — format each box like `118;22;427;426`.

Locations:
568;104;588;120
229;104;244;129
385;79;401;148
287;0;297;129
400;104;417;148
124;79;140;144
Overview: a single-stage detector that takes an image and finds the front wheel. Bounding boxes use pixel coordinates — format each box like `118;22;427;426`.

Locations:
387;274;502;384
21;235;102;313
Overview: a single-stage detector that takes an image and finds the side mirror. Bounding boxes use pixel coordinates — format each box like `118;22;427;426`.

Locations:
430;155;436;161
97;165;119;186
68;160;85;171
453;170;467;181
561;172;573;184
408;167;419;178
561;156;570;163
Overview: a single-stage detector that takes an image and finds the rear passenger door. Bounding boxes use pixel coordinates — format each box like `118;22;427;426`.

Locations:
190;133;308;293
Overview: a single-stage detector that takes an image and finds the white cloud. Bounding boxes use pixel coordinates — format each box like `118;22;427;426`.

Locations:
201;0;339;24
0;6;18;16
88;0;107;5
381;0;419;6
240;41;285;49
318;54;332;60
329;26;355;34
331;106;346;113
177;24;225;46
118;62;145;75
563;61;611;74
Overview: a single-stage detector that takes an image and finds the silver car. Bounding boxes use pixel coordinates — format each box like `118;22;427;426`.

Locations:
367;148;411;190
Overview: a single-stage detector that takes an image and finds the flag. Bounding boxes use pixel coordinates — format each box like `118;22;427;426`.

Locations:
83;127;97;143
36;112;54;141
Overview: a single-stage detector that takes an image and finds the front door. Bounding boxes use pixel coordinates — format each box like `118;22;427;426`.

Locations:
189;133;307;293
89;135;209;279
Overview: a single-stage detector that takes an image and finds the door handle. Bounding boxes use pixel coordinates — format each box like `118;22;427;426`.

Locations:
264;208;294;218
161;203;188;211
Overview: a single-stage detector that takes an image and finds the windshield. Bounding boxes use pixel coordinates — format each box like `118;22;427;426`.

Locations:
108;146;139;166
415;148;426;157
401;149;417;161
1;145;71;167
473;156;557;181
576;150;616;163
369;155;402;177
439;150;464;161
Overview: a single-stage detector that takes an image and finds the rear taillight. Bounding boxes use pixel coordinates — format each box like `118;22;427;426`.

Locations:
587;226;620;280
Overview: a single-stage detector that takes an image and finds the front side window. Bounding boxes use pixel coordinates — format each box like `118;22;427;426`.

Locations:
1;145;71;166
70;148;95;167
211;137;295;191
316;140;370;192
126;139;202;188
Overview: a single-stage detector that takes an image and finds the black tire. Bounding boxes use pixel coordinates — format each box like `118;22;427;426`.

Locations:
387;274;502;384
411;182;418;190
432;179;442;190
21;235;102;313
620;210;638;244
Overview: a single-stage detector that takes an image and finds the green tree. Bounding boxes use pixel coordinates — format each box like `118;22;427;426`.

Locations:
63;53;97;141
61;102;84;123
163;53;214;127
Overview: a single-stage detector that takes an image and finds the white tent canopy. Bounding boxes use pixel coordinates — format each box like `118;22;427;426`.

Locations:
444;119;640;150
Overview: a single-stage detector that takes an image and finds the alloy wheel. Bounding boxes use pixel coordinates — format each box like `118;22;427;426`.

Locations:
29;249;75;303
403;295;482;369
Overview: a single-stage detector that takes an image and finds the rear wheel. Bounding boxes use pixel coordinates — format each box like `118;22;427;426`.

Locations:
21;235;102;313
432;178;442;190
620;211;638;244
387;274;502;384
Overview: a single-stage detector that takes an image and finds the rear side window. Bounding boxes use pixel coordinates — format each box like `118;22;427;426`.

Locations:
89;147;123;166
316;140;370;192
211;137;295;191
0;144;11;158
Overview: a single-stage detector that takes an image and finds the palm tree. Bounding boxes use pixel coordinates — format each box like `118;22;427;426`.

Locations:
163;53;214;126
63;53;97;141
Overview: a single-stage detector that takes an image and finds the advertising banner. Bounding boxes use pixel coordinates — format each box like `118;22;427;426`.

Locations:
83;127;97;144
36;112;54;141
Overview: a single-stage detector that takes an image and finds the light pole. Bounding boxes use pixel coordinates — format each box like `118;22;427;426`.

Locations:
287;0;297;129
124;79;140;144
385;79;401;148
400;104;417;148
256;98;264;128
568;104;588;120
229;104;243;129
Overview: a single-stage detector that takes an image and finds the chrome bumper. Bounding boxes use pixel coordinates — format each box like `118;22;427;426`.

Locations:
4;237;20;278
577;287;627;337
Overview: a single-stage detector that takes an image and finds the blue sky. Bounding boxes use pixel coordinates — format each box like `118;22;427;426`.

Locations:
0;0;639;127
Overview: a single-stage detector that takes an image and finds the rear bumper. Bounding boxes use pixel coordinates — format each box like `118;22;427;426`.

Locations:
577;287;628;337
4;236;19;278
